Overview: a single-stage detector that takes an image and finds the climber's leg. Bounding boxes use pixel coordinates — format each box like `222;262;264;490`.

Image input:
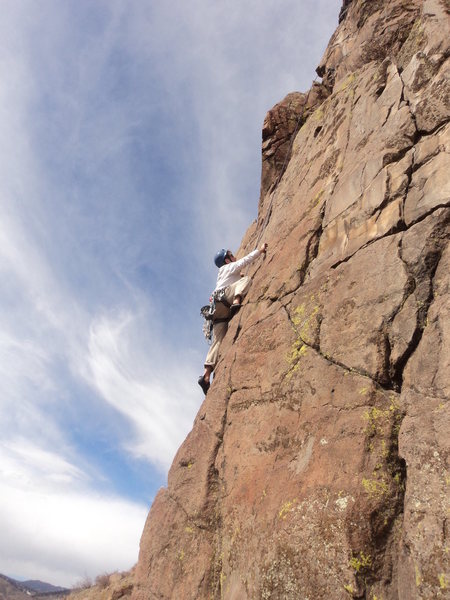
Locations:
226;276;251;316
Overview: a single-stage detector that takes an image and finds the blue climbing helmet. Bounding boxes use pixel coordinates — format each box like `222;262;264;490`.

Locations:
214;248;228;268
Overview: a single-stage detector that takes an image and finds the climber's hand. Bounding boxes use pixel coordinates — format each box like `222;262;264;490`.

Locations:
259;242;268;254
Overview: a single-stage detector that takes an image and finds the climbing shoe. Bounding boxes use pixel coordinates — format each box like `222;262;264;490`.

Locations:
230;303;242;317
198;376;210;395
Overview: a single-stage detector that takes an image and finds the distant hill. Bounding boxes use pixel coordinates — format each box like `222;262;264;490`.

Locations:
20;581;68;595
17;579;69;594
0;574;30;600
0;574;69;599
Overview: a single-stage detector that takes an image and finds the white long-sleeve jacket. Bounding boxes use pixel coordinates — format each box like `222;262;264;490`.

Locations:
214;249;261;291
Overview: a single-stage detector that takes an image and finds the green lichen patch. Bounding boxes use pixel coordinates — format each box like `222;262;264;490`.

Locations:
278;498;298;520
311;188;325;207
361;393;405;503
363;395;403;446
362;477;389;499
286;300;321;377
343;583;354;595
351;391;407;595
337;72;358;95
286;340;308;375
349;551;372;574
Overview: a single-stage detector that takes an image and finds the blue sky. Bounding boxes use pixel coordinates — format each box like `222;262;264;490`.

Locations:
0;0;342;587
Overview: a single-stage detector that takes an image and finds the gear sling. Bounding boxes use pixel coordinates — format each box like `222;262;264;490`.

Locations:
200;287;231;342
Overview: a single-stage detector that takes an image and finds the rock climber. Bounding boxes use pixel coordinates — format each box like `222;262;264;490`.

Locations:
198;243;268;394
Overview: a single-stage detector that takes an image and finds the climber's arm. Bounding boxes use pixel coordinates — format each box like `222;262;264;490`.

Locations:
231;244;268;272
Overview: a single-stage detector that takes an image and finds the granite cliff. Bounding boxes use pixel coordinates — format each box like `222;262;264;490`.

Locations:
132;1;449;598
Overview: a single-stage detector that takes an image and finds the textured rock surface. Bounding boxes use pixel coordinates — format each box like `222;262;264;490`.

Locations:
133;1;449;598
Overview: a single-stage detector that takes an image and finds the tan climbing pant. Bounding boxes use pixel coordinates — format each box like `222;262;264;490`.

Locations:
204;276;252;368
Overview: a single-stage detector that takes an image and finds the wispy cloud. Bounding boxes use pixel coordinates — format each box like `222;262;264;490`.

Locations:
86;308;199;469
0;440;87;488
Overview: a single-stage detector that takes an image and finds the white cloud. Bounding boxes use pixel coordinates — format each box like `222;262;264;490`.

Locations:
0;440;86;488
86;308;199;470
0;453;147;587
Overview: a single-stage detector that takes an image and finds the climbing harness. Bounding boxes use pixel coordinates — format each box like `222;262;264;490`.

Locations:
200;287;231;342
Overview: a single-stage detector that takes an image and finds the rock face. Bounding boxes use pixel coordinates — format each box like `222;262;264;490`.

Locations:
132;1;449;598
